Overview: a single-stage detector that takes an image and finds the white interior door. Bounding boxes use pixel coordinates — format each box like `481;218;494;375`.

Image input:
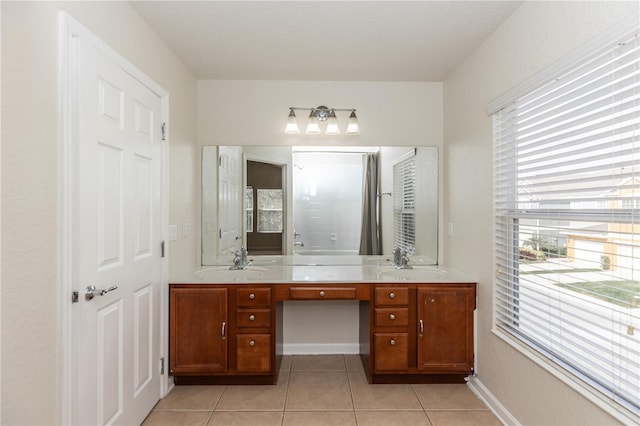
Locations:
73;35;164;425
218;146;241;255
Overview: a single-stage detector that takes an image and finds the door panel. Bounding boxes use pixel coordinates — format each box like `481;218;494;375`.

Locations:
134;154;154;259
218;146;241;255
74;35;163;425
97;142;124;270
97;300;123;425
133;284;153;396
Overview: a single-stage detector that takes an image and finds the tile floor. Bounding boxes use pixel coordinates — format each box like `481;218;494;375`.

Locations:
143;355;502;426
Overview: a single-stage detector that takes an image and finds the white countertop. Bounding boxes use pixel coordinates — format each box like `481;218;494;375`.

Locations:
171;256;474;284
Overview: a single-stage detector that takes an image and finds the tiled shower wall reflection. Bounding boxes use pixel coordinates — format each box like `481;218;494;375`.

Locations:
293;152;364;254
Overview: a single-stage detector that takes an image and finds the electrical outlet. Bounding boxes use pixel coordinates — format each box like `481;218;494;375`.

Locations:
448;222;454;237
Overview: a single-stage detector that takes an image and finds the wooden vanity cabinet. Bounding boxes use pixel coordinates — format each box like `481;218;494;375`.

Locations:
367;283;476;383
234;287;273;374
169;284;276;384
373;287;410;372
169;281;475;385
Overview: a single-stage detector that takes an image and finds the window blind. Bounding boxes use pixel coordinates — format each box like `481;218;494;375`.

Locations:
393;154;416;255
493;28;640;417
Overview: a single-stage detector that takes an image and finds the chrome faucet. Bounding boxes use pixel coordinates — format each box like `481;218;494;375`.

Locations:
230;245;250;270
392;247;412;269
293;230;304;247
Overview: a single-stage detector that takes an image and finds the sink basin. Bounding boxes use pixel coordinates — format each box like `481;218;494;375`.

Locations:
196;266;269;281
376;267;447;281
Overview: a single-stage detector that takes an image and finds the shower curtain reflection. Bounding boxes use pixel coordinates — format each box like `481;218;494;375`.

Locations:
359;153;381;255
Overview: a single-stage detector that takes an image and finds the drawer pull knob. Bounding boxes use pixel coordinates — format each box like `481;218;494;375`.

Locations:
390;339;396;346
319;291;325;297
249;293;255;300
249;314;255;321
249;340;255;347
389;292;395;299
389;314;395;320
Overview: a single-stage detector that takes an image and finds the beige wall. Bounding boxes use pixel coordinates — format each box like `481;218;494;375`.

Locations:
443;1;639;424
198;80;443;351
0;2;197;424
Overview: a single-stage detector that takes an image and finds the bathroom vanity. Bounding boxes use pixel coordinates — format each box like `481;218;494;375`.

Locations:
169;259;475;385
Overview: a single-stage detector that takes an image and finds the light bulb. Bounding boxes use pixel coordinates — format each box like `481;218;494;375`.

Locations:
305;110;321;135
346;110;360;135
284;109;300;134
325;110;340;135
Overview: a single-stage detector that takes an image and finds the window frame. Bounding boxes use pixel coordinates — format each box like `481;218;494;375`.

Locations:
490;16;640;424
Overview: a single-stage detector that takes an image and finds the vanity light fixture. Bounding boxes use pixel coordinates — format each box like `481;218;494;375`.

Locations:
284;106;360;135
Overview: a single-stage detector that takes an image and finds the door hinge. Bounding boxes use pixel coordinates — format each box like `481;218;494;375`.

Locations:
161;240;166;258
219;229;222;239
161;122;166;141
72;291;79;303
160;357;165;375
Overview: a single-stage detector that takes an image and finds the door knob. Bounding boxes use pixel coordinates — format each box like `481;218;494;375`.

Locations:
84;284;118;301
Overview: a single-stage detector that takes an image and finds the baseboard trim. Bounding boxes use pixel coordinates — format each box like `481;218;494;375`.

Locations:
467;376;520;426
283;343;360;355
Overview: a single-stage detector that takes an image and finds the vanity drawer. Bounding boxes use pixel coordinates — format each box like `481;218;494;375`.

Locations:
289;287;357;300
374;333;408;372
236;334;271;373
236;288;271;307
375;307;408;327
236;309;271;328
375;287;409;306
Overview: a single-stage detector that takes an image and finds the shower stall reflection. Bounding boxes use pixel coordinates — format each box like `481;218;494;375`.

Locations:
293;151;364;255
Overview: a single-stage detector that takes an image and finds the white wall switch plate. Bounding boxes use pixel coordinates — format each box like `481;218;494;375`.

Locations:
168;225;177;241
182;223;189;239
448;222;454;237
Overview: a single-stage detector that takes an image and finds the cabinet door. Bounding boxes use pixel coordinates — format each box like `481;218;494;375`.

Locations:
170;287;228;374
417;287;474;373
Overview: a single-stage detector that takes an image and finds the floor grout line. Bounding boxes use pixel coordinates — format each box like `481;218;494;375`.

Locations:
146;355;501;425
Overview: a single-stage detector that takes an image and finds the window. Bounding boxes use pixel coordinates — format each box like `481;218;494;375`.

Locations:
393;152;416;254
493;26;640;417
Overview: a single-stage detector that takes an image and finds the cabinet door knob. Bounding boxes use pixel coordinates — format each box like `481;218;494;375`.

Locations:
389;313;395;320
389;292;395;299
249;340;255;347
319;290;325;297
249;293;255;299
249;314;255;321
390;339;396;346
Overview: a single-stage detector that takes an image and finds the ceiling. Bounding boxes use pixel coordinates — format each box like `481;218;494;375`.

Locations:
130;1;522;82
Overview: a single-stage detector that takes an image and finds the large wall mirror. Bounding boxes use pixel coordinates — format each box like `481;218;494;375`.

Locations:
202;146;438;265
